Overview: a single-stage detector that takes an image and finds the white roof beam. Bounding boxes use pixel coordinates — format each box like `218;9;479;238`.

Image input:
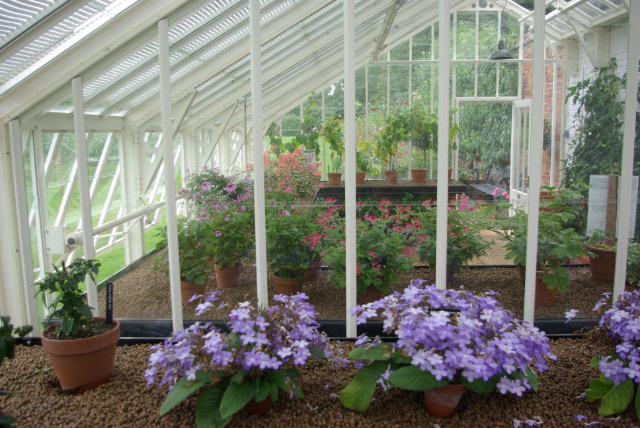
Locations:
0;0;192;125
21;112;124;132
126;0;337;126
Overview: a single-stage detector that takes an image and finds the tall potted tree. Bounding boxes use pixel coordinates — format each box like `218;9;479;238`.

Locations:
36;259;120;393
374;115;405;184
404;105;437;183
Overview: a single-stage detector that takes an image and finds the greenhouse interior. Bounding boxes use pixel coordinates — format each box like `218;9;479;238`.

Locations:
1;0;640;426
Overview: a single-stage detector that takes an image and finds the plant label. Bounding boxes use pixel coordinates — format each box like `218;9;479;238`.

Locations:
106;282;113;325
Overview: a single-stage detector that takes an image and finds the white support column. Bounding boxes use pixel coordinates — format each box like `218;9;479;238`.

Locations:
159;19;183;332
435;0;450;290
119;125;145;263
344;0;357;338
250;0;269;309
523;0;546;324
8;120;40;335
72;77;99;315
550;61;557;187
613;0;639;301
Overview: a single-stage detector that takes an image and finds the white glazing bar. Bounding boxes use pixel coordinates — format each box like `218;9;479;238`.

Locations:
8;120;41;336
613;0;639;302
29;130;46;280
559;71;567;185
430;24;435;180
98;163;120;226
89;133;114;203
72;77;99;315
33;127;52;277
408;38;412;175
523;0;546;324
550;61;557;186
54;159;77;226
518;21;524;98
250;0;269;308
474;10;479;97
158;19;183;332
436;0;450;290
344;0;357;338
387;51;391;116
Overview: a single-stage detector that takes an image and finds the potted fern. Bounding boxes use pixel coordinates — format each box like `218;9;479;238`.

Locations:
36;258;120;393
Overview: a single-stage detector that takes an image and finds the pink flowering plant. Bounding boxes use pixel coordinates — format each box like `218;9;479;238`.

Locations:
413;197;493;274
340;281;554;411
266;199;321;280
263;148;321;199
585;290;640;418
147;292;339;427
321;200;414;294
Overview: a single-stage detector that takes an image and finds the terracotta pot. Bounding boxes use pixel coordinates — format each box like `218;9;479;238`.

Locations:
411;168;427;184
356;172;366;184
535;274;558;308
244;394;273;416
327;172;342;186
423;384;465;418
272;275;303;296
41;318;120;393
384;170;398;184
181;280;206;304
357;285;384;305
303;259;322;283
214;265;242;288
587;246;616;284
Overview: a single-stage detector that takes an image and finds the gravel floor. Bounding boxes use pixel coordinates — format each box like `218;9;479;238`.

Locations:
1;339;638;427
98;254;610;320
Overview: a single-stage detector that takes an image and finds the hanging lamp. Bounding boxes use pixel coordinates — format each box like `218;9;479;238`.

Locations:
489;40;513;60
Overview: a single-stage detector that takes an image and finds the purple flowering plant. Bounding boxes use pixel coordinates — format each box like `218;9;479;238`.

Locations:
147;292;337;427
199;190;255;269
585;290;640;418
181;167;249;214
340;281;554;412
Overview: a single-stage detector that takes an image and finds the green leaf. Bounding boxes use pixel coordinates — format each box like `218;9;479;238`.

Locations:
59;317;73;335
0;414;17;425
586;375;614;401
219;380;256;420
340;361;389;412
349;343;394;361
510;368;539;392
160;372;212;416
78;305;93;320
255;380;271;402
270;372;290;393
598;378;634;416
590;355;601;369
461;376;498;393
196;386;226;428
309;347;326;359
231;370;245;384
635;385;640;420
0;390;13;396
389;365;449;391
270;382;278;402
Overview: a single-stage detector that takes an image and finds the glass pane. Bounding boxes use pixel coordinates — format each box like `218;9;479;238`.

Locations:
412;27;432;60
456;63;475;97
456;11;476;60
478;63;497;96
390;40;410;60
478;11;499;60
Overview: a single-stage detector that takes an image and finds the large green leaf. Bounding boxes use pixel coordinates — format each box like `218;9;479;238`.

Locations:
348;343;394;361
635;385;640;420
340;361;389;412
590;355;601;369
598;378;634;416
160;371;212;416
461;376;498;393
0;414;17;425
196;386;227;428
219;380;256;420
389;365;449;391
586;375;615;401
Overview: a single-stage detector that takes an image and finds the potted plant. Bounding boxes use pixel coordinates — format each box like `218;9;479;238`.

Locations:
355;150;370;184
180;167;248;215
1;315;32;425
414;197;493;283
586;230;617;284
321;117;344;186
153;219;211;303
321;200;414;303
585;290;640;419
341;282;553;417
374;113;405;184
147;292;336;425
404;105;437;184
495;206;587;307
35;258;120;393
266;202;316;295
204;197;255;288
